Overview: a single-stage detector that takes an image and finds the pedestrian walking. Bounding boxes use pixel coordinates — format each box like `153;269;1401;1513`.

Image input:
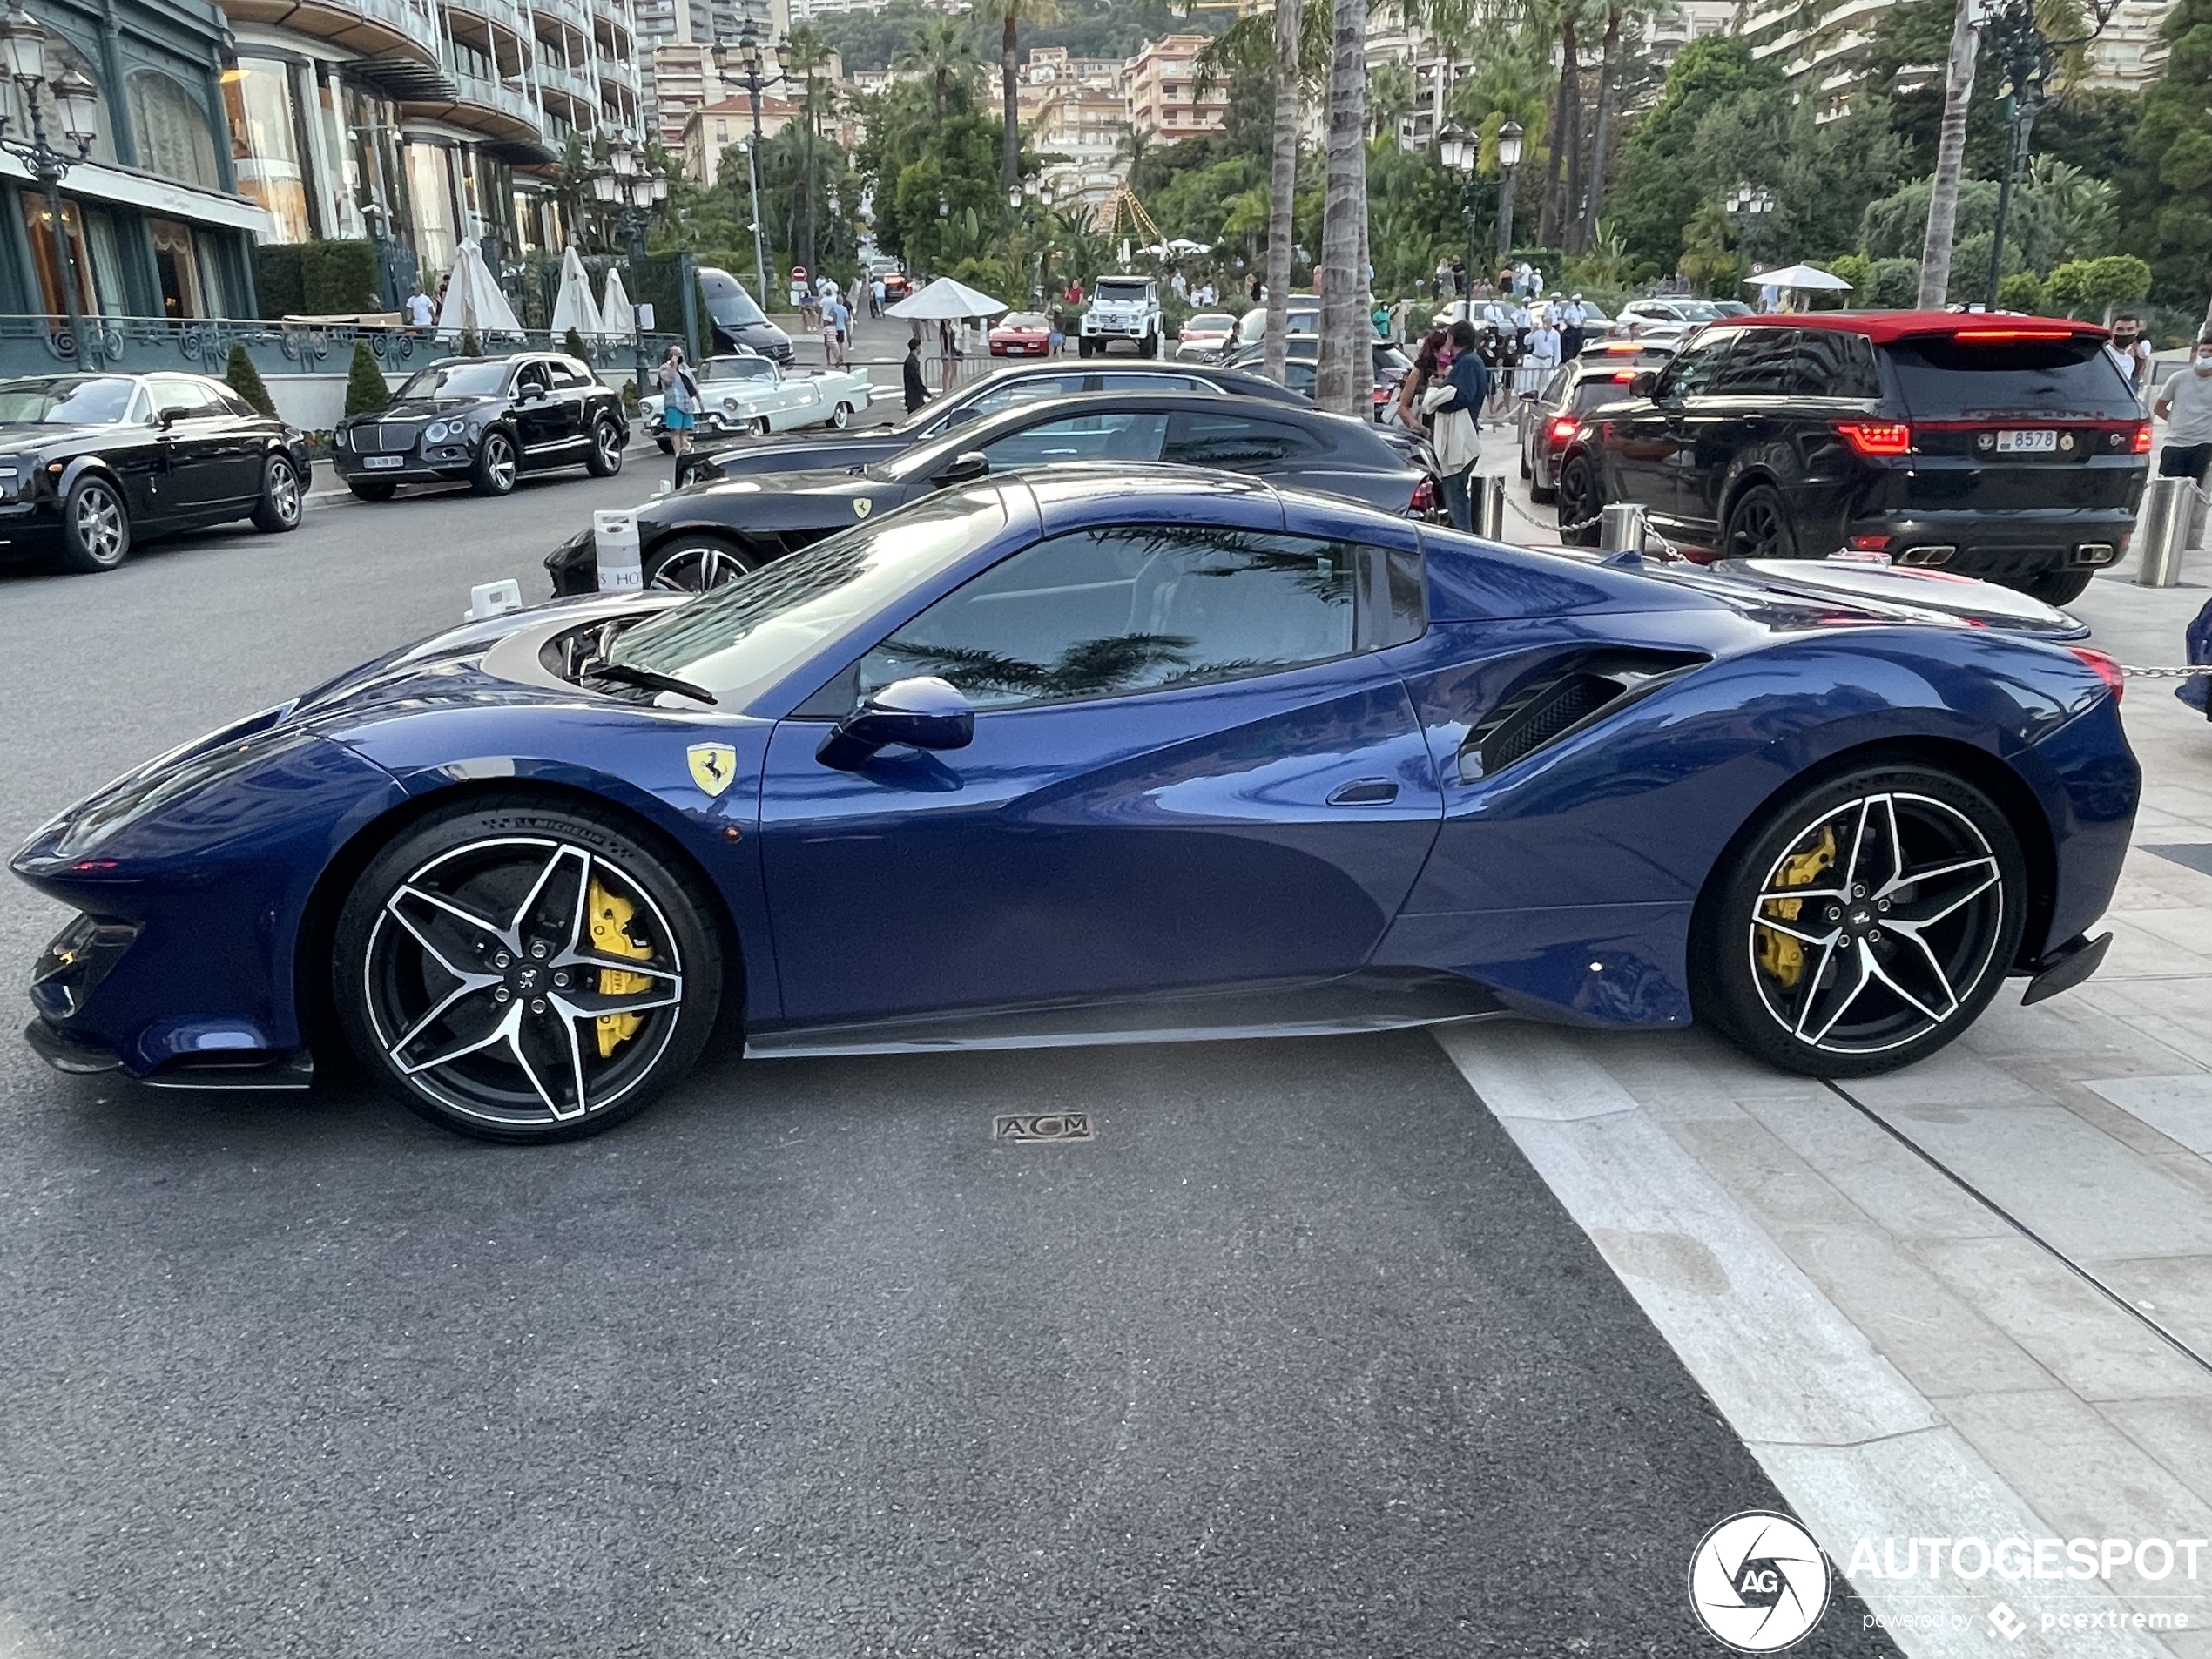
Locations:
902;334;929;413
870;273;886;319
404;281;435;331
2155;338;2212;545
820;295;846;368
1527;314;1561;382
1420;320;1489;530
937;317;959;392
1399;327;1447;435
1559;293;1588;361
658;344;702;462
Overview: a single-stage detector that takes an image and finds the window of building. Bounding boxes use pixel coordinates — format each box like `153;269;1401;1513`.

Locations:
221;58;313;239
22;196;103;320
146;216;206;318
405;140;459;272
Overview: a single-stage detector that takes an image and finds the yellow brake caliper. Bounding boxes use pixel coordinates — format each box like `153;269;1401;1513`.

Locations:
586;879;655;1058
1757;826;1838;990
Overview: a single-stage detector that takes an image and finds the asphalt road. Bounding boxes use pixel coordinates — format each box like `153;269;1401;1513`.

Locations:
0;456;1895;1657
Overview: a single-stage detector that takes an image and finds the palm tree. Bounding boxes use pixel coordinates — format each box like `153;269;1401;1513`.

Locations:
974;0;1062;192
896;17;979;123
1316;0;1369;416
1264;0;1306;388
1918;0;1981;307
1368;57;1416;140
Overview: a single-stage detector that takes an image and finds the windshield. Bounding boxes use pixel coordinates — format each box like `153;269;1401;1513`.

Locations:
1094;281;1150;302
609;489;1009;702
707;286;767;328
1186;314;1233;333
0;375;138;424
1001;313;1050;330
393;361;512;400
702;356;772;381
1677;301;1727;320
1886;334;2129;416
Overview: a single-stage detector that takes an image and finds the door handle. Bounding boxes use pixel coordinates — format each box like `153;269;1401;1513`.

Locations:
1327;779;1399;806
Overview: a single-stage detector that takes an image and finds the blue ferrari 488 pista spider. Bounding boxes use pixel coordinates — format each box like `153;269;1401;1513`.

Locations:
14;467;2137;1141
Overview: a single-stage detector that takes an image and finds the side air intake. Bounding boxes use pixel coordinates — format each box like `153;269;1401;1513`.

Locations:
1459;650;1707;782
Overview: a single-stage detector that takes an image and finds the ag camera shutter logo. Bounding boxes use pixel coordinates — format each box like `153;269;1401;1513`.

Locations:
1688;1510;1831;1651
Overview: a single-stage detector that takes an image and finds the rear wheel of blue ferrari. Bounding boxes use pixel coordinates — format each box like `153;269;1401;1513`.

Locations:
334;802;723;1141
1696;766;2027;1077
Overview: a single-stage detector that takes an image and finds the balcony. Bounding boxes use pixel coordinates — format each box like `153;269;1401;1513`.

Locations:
443;0;533;45
403;64;549;154
595;55;640;94
226;0;447;94
529;0;592;41
536;62;597;119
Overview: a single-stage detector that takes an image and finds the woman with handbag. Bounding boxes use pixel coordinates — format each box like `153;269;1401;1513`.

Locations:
1398;328;1448;434
1420;320;1491;530
658;346;703;462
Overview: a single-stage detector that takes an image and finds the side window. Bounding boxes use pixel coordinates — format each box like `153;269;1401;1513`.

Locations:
1097;373;1211;395
1542;366;1573;403
1793;330;1881;399
856;527;1361;711
1710;329;1800;395
1656;333;1737;400
148;376;219;418
514;361;550;395
1161;412;1317;467
981;411;1168;470
549;359;594;389
962;375;1089;422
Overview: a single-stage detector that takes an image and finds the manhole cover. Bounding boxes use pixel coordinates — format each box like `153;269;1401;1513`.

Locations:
2148;844;2212;879
994;1111;1093;1143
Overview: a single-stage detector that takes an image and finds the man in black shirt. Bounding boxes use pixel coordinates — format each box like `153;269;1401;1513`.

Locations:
902;335;929;413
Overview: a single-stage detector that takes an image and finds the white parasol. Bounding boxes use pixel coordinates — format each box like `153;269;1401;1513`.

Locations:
884;275;1009;320
550;245;605;337
435;239;522;334
1743;263;1852;291
599;266;636;338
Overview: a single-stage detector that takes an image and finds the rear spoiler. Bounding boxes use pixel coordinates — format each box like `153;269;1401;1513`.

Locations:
1703;556;2090;639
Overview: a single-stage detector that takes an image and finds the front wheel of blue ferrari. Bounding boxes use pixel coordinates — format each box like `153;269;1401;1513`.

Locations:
1695;766;2027;1078
334;802;724;1141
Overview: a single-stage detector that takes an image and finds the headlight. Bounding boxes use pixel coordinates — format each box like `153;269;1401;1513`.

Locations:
426;420;452;444
723;397;739;413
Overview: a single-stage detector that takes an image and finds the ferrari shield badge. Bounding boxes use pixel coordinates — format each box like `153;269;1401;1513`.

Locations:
686;743;737;799
853;498;872;520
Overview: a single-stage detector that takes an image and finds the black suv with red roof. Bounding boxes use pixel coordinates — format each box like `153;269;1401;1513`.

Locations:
1554;311;2150;604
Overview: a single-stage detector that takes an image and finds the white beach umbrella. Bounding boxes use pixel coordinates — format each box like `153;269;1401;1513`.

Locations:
550;245;605;337
1743;263;1853;292
435;239;522;334
883;275;1009;320
599;266;636;338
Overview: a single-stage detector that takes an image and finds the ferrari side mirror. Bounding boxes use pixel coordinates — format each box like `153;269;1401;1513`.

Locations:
818;676;974;770
932;450;991;487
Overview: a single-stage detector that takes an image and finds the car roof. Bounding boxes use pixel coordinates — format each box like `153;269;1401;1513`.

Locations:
1730;310;2112;345
962;357;1306;403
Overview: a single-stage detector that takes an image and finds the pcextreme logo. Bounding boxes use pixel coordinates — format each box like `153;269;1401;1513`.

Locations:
1689;1511;1832;1652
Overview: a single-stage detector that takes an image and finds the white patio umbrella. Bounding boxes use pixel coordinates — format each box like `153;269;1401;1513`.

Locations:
1743;262;1852;292
884;275;1008;320
1165;238;1211;255
550;245;604;337
435;239;522;334
598;266;636;339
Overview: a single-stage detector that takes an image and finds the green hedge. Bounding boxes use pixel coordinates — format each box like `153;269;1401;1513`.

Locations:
256;240;382;318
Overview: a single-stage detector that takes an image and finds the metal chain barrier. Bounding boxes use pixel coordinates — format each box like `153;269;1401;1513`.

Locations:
2118;664;2212;679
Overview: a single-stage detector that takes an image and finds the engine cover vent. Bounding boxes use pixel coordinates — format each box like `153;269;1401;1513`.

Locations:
1460;650;1707;782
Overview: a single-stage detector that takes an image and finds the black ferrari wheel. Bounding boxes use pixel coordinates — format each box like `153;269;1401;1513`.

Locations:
1723;484;1797;560
2015;567;2093;606
347;478;396;502
251;453;303;533
335;800;723;1142
1696;766;2026;1078
470;428;518;496
585;415;624;477
1556;453;1602;548
646;535;763;592
58;474;129;573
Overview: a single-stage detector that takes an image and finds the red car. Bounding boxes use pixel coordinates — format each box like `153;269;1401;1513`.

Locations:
989;311;1055;355
881;272;912;304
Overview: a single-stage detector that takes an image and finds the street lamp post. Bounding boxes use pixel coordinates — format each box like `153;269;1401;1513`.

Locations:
1494;120;1524;268
1979;0;2121;311
712;22;778;309
593;131;666;390
0;8;99;368
1437;123;1481;310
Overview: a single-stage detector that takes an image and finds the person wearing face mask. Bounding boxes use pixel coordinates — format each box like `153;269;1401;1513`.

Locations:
2153;335;2212;492
2111;314;2152;401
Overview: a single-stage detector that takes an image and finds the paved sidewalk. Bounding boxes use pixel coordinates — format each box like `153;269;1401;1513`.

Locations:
1440;464;2212;1655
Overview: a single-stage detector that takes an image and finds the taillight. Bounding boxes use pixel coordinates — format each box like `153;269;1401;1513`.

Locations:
1548;416;1578;442
2133;421;2153;454
1836;420;1912;457
2069;646;2124;703
1409;476;1435;515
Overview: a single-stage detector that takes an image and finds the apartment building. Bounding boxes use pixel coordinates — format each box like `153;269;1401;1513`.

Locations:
1124;33;1225;143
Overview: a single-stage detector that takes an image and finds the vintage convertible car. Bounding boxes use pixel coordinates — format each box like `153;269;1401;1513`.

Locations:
639;354;873;452
15;469;2134;1143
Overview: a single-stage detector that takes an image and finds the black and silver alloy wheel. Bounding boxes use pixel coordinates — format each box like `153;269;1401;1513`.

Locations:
586;415;624;476
336;805;721;1141
1555;454;1602;548
1697;767;2025;1077
252;454;303;532
647;537;759;592
59;474;129;573
1723;484;1797;560
471;429;518;496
